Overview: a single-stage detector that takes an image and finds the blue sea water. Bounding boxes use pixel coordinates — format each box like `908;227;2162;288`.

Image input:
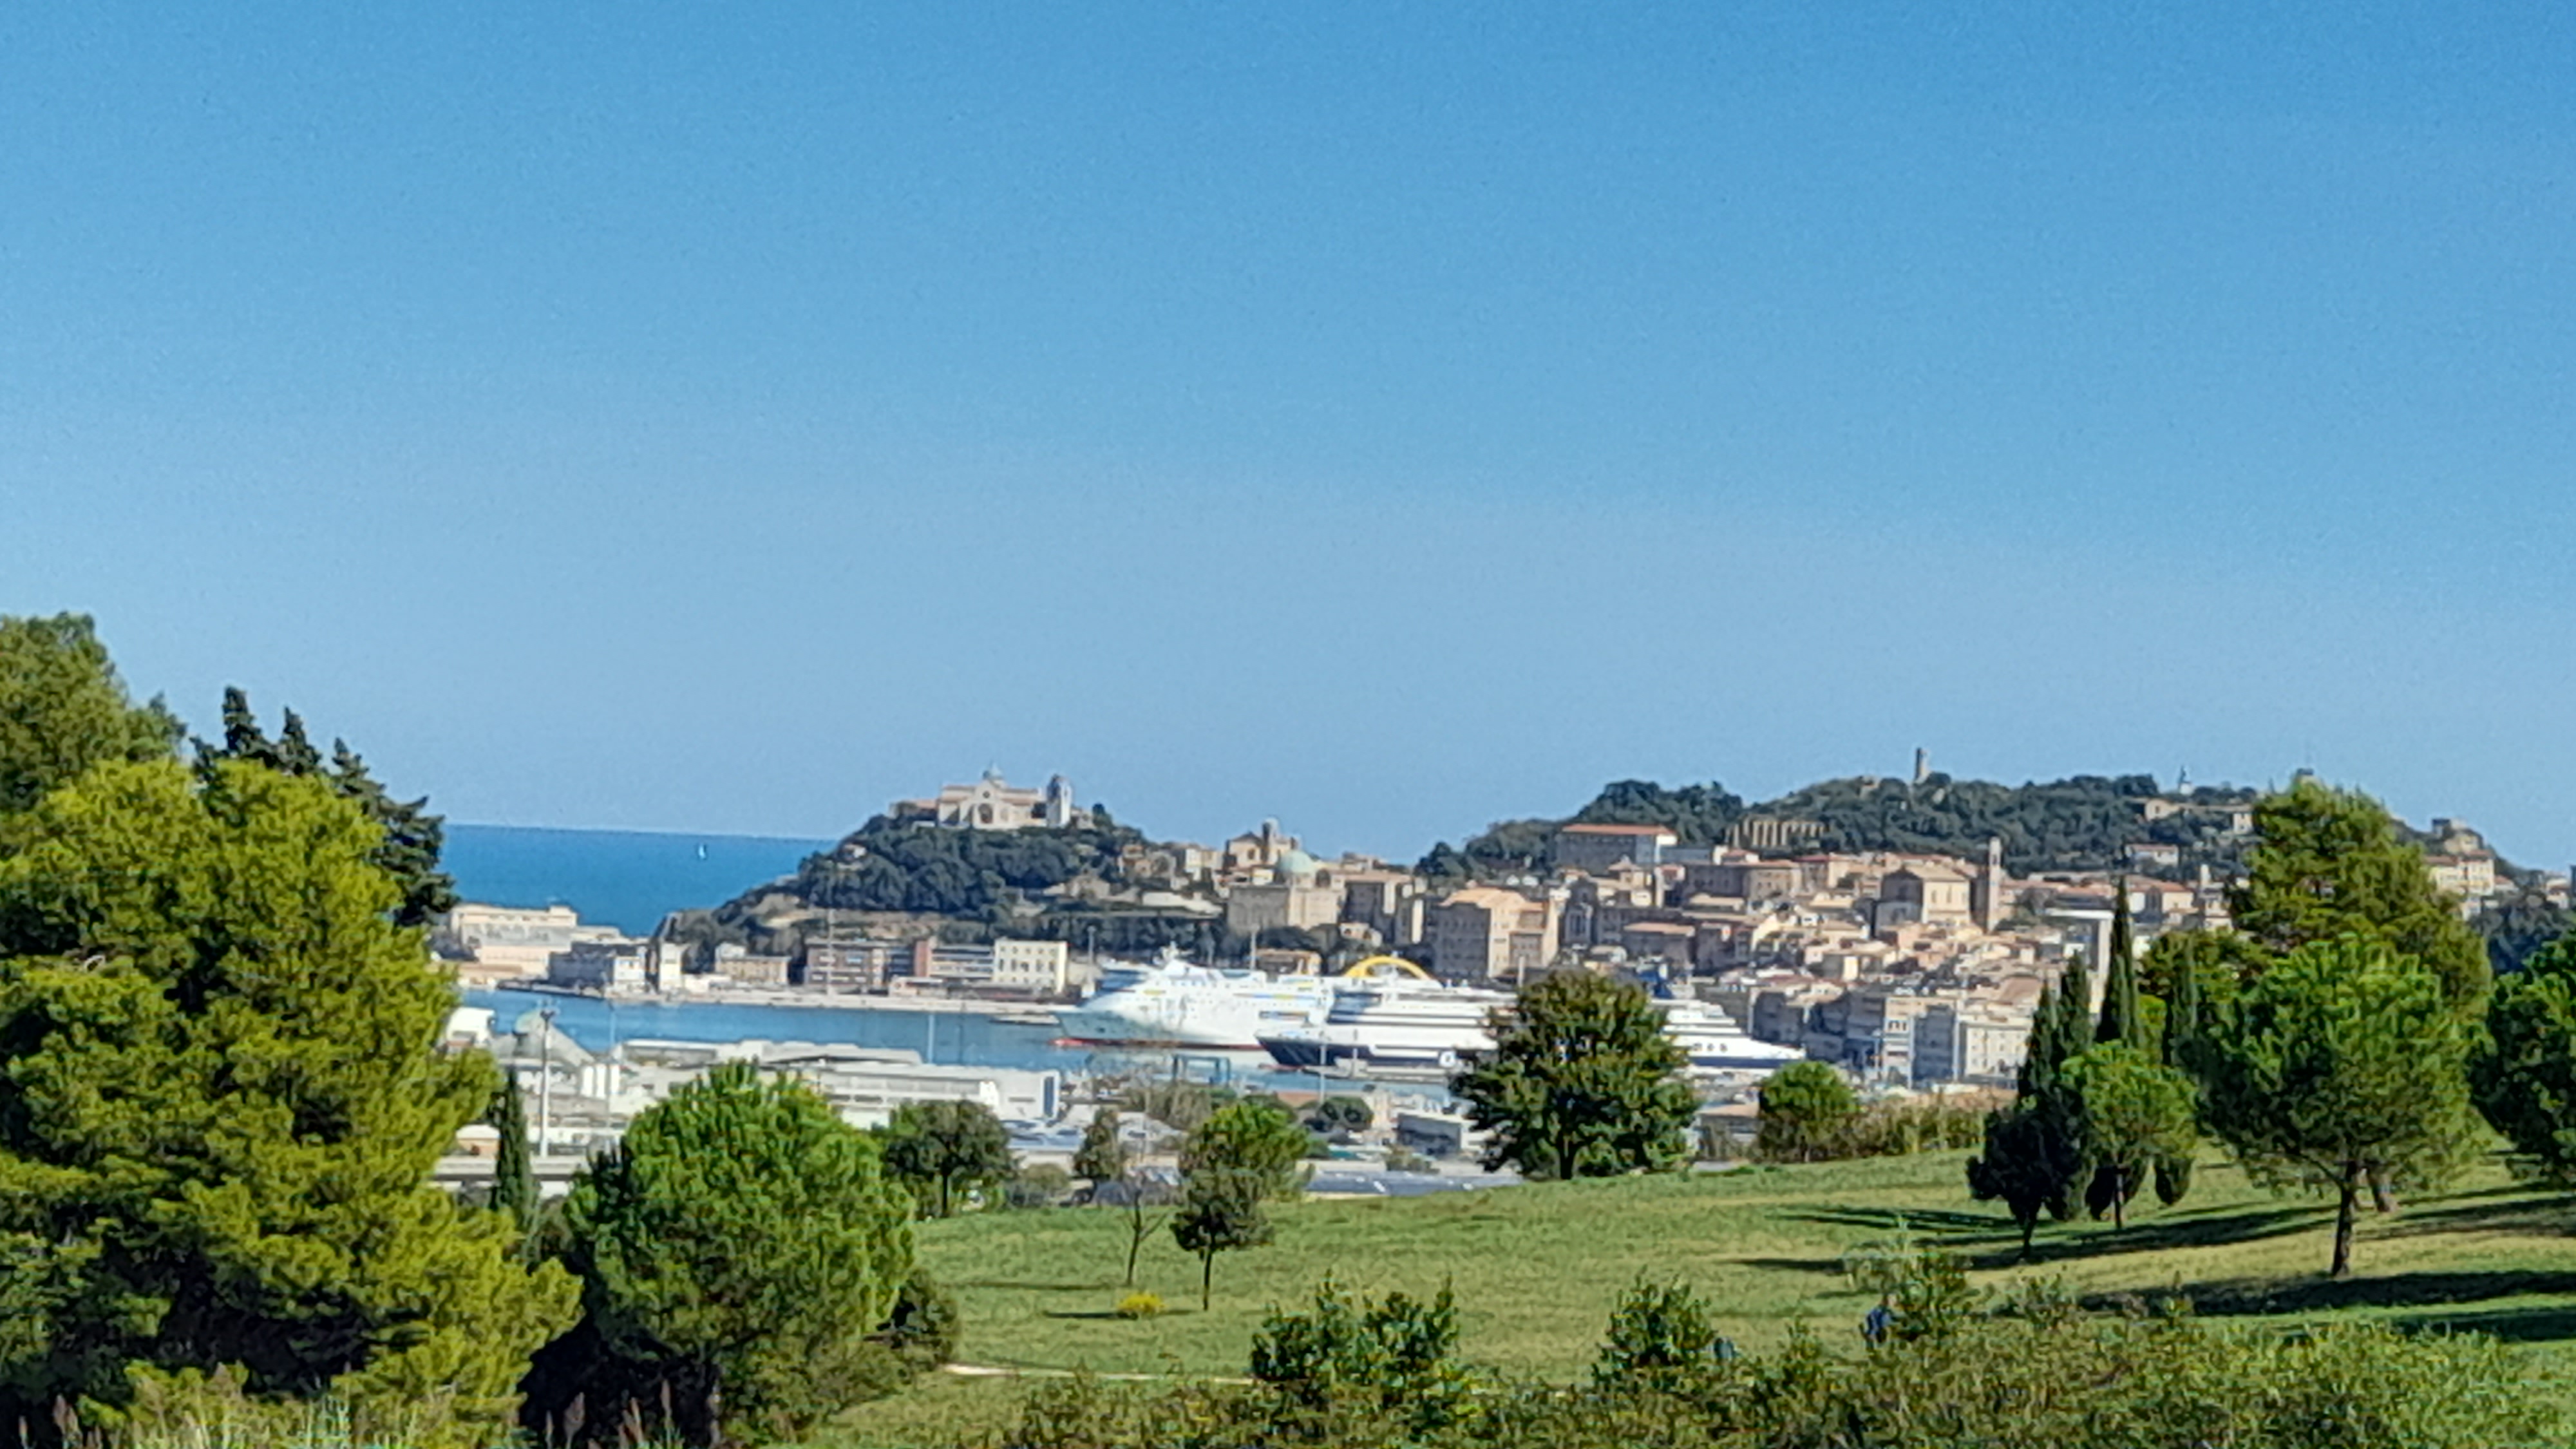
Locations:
441;823;831;936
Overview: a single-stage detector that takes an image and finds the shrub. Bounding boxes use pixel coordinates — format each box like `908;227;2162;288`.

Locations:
1112;1292;1164;1320
986;1278;2552;1449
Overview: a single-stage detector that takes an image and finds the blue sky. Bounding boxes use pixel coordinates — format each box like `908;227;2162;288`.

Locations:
5;5;2571;867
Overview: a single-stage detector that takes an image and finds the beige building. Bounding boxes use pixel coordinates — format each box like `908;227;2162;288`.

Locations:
990;937;1072;994
1339;869;1426;946
1875;862;1973;933
1681;858;1802;903
708;947;791;986
440;902;623;985
1914;1001;2034;1087
892;769;1085;830
1428;887;1561;983
1225;848;1343;936
804;936;912;992
547;937;652;992
1551;823;1679;872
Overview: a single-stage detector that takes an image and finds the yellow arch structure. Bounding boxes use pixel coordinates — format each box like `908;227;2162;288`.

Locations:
1341;954;1434;980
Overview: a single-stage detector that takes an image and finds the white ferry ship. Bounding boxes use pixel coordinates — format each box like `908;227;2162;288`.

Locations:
1054;950;1335;1048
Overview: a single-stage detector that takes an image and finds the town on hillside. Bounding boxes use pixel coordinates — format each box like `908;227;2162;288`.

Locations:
435;764;2572;1137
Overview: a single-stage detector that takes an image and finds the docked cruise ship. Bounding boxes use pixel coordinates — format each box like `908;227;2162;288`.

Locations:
1258;975;1801;1073
1053;952;1336;1048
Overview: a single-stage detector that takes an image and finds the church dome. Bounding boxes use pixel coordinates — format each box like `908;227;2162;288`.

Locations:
1274;848;1321;881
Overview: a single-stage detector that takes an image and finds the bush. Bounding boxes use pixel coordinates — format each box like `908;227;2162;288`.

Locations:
1113;1292;1164;1320
988;1279;2550;1449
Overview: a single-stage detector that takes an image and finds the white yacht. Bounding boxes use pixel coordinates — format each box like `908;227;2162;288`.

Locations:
1658;998;1806;1071
1260;972;1799;1074
1054;951;1335;1048
1256;974;1514;1070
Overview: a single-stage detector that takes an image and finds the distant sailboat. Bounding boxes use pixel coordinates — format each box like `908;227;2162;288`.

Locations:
695;843;708;861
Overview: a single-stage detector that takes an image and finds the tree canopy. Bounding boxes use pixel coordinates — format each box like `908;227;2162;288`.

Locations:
0;612;178;819
194;689;458;930
545;1061;915;1446
878;1099;1015;1219
2192;936;2477;1277
1451;971;1695;1179
1180;1099;1313;1202
1754;1061;1859;1162
0;759;574;1442
2227;777;2488;1009
2472;935;2576;1182
2063;1043;2195;1229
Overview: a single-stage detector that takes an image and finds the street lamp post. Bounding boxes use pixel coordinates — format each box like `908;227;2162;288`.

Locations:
535;1006;558;1159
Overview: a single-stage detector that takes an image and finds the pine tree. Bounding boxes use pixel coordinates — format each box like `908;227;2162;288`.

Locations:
0;612;180;818
2230;777;2490;1010
0;759;575;1442
2197;937;2477;1277
491;1074;538;1238
545;1061;915;1446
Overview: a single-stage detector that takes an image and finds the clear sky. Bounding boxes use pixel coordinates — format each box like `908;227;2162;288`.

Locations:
5;5;2571;868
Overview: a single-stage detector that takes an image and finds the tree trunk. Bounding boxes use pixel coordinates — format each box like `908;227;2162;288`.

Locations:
1200;1249;1214;1311
2110;1166;2125;1231
2331;1162;2360;1278
938;1174;951;1220
1124;1212;1143;1287
2018;1215;2035;1262
2370;1169;2398;1214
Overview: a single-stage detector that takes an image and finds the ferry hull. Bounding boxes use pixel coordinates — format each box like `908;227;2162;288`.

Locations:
1258;1035;1470;1071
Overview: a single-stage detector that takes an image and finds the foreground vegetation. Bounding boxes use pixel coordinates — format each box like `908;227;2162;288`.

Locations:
837;1150;2576;1446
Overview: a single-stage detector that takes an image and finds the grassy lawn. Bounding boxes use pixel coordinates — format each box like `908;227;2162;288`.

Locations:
826;1151;2576;1447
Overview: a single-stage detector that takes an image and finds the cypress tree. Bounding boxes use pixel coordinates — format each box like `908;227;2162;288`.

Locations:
491;1073;538;1238
1972;963;2090;1237
2056;951;2097;1057
2017;981;2060;1097
2098;884;2142;1045
2151;944;2204;1206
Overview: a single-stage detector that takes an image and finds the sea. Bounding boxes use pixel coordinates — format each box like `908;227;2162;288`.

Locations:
442;822;830;936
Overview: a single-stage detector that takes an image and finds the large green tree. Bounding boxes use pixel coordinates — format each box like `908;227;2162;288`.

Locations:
2063;1043;2195;1229
1967;1097;2085;1258
2193;937;2477;1277
877;1099;1014;1219
2228;777;2489;1009
544;1062;914;1446
0;612;178;819
0;759;574;1441
1450;971;1696;1179
2471;935;2576;1182
1754;1061;1859;1162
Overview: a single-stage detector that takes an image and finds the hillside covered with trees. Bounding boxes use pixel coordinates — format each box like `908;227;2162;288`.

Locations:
1431;772;2259;880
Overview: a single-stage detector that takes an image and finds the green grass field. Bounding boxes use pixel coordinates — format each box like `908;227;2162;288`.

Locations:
826;1151;2576;1448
